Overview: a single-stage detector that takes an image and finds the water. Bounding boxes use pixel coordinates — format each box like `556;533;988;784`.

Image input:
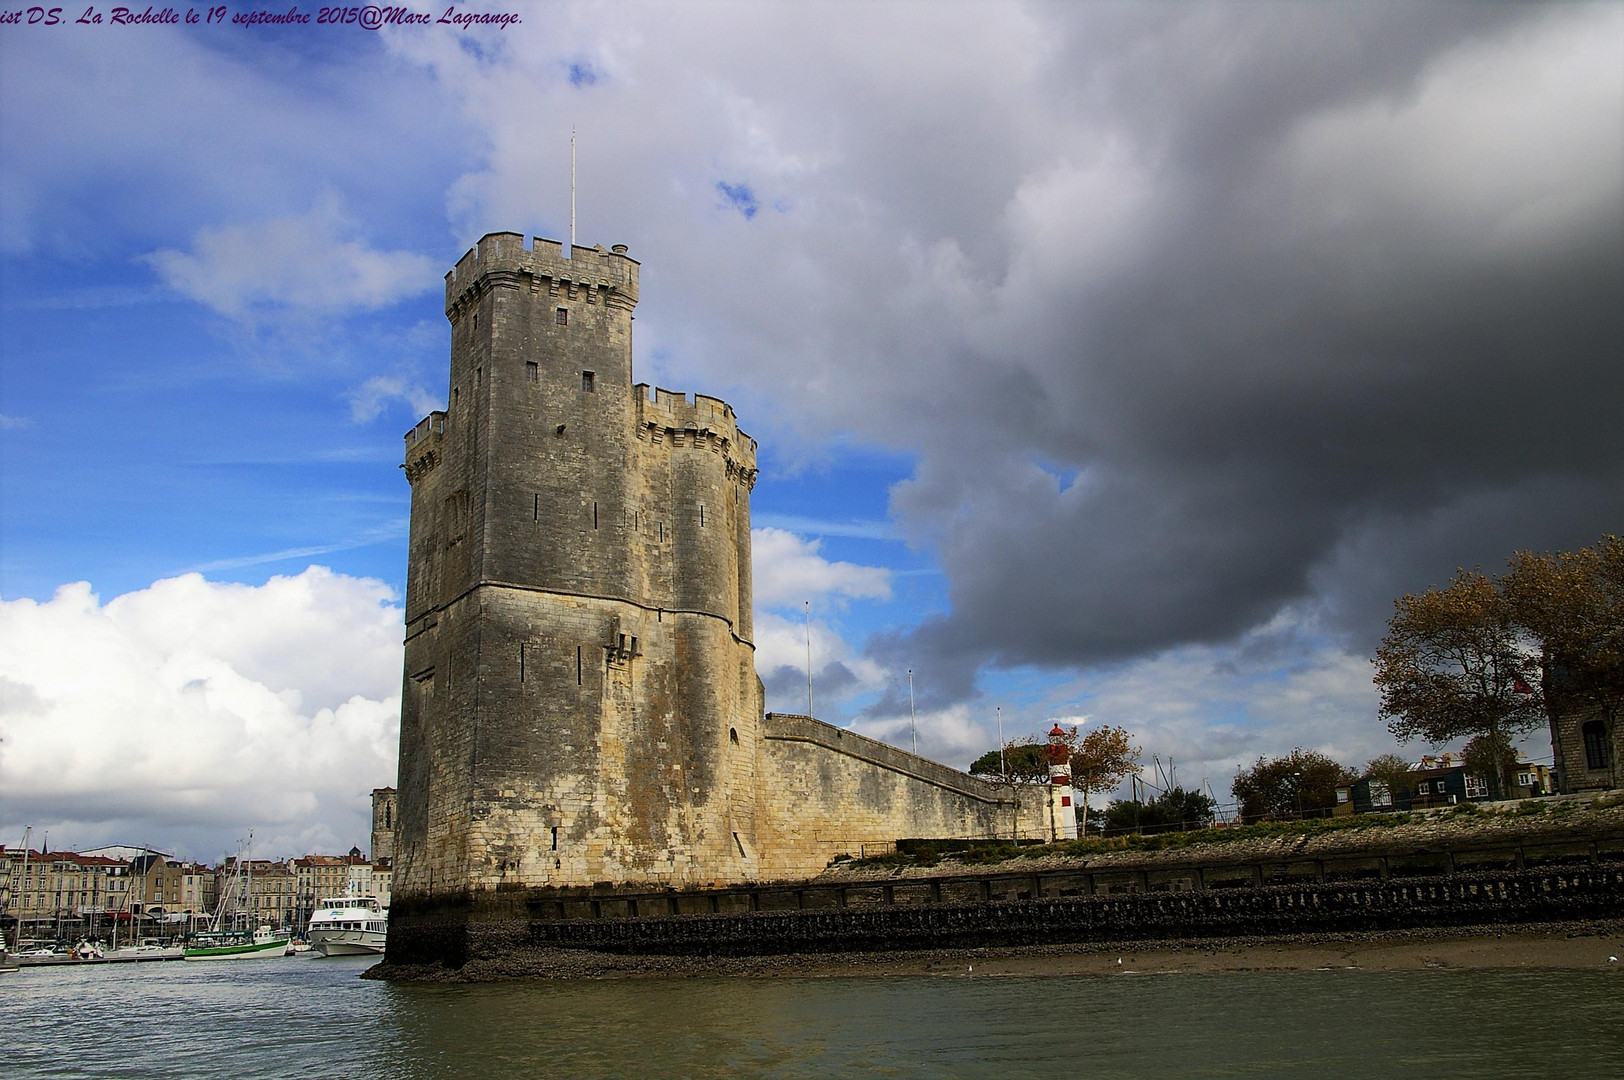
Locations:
5;957;1622;1078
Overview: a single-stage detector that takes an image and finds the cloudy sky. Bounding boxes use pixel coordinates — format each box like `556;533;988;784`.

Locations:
2;1;1619;862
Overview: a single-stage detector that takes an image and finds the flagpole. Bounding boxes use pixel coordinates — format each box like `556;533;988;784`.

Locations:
908;669;918;755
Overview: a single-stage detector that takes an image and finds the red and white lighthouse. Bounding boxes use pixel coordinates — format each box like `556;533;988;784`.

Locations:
1047;724;1078;841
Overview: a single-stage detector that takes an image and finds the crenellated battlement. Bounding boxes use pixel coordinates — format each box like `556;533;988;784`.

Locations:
634;383;757;482
445;231;639;319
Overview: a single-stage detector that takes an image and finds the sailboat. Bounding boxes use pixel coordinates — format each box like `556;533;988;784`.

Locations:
183;834;289;962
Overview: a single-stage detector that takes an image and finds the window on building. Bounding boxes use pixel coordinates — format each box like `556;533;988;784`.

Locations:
1464;775;1488;799
1583;721;1610;770
1370;781;1393;807
525;361;539;383
556;308;568;326
1517;772;1533;788
581;370;595;392
1416;781;1430;794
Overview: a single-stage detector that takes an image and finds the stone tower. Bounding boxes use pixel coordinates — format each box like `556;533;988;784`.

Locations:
370;787;397;864
393;233;763;899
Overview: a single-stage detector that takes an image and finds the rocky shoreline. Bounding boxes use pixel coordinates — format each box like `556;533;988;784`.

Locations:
365;918;1624;982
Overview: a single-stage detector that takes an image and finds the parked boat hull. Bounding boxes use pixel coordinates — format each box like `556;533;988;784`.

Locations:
310;931;386;956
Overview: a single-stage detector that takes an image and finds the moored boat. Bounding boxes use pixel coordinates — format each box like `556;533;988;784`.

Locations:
183;925;290;961
306;897;386;956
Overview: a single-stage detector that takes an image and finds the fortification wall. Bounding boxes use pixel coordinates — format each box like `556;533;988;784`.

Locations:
380;855;1624;974
393;232;1041;918
752;713;1049;879
445;232;638;315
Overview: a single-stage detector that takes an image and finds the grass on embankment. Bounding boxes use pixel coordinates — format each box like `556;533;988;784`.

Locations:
835;792;1624;871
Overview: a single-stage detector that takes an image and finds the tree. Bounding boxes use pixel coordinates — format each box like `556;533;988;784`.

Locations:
1100;786;1215;834
968;740;1050;784
1504;536;1624;788
1362;753;1415;807
1462;731;1519;800
1372;568;1545;798
1070;726;1141;835
1231;749;1355;823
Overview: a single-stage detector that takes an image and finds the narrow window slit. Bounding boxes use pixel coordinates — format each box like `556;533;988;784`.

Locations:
577;645;583;685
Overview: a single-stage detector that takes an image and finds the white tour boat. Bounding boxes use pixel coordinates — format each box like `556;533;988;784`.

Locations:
307;897;387;956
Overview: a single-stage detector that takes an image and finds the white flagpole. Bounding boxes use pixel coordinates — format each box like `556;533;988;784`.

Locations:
997;706;1007;781
908;669;918;755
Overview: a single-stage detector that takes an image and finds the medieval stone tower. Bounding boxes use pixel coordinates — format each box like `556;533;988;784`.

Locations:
391;233;1045;914
394;232;764;898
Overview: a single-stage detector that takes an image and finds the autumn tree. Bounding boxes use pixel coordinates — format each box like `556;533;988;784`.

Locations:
1231;748;1355;823
1504;535;1624;787
1070;725;1141;835
1372;569;1544;798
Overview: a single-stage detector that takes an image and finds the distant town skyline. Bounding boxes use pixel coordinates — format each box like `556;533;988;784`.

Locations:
2;2;1621;863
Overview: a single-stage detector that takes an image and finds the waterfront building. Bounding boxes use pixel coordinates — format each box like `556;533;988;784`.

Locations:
291;853;366;926
0;849;133;939
1334;755;1554;815
371;863;392;908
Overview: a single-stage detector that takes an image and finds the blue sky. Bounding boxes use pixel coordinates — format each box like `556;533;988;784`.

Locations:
2;2;1620;861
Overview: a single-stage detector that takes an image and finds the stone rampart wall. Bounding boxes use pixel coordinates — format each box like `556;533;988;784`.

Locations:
749;713;1050;880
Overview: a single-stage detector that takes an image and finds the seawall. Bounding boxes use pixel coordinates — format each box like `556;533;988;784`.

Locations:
378;819;1624;977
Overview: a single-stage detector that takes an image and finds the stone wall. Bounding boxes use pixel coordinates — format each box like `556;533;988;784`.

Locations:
754;713;1050;879
1551;700;1621;793
381;860;1624;971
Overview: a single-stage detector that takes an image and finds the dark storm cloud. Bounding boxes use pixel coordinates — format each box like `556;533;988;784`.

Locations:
414;1;1620;716
865;3;1624;699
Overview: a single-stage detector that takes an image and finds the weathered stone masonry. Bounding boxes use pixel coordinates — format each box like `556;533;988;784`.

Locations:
392;233;1047;929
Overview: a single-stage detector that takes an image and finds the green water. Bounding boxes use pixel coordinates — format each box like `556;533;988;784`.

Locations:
5;956;1621;1078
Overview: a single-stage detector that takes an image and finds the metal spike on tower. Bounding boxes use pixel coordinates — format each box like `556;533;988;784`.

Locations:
1047;724;1079;841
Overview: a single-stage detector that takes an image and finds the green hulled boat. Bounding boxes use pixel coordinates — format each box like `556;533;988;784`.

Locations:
183;925;289;961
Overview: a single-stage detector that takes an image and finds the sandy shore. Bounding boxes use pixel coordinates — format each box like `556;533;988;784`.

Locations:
369;919;1624;982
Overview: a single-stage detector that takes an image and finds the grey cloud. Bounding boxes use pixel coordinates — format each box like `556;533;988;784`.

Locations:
426;3;1621;713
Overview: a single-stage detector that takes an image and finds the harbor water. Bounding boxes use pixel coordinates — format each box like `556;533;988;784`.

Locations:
5;957;1622;1078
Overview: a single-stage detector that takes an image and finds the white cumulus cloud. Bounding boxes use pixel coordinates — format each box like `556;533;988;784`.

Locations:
0;567;403;861
144;195;435;320
751;527;891;609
